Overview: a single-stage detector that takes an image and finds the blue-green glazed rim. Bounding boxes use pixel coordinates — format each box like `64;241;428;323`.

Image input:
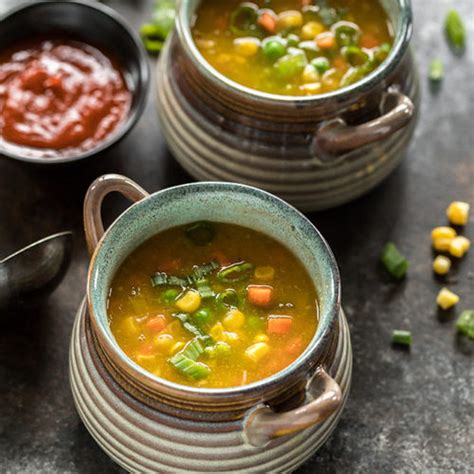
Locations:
177;0;412;104
88;182;341;397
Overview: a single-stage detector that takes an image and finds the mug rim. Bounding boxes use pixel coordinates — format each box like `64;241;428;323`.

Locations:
87;181;341;398
0;0;150;164
176;0;413;104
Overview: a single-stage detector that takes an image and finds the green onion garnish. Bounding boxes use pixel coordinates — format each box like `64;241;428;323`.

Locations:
151;261;220;288
445;9;466;50
456;310;474;339
381;243;410;279
195;279;215;299
168;353;210;380
429;59;444;82
218;262;254;283
216;289;239;308
392;330;412;346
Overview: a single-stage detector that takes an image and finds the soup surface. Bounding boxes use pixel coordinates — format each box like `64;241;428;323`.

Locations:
192;0;393;96
0;36;131;159
108;222;318;388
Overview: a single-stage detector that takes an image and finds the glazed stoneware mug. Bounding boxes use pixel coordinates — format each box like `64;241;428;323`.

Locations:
156;0;419;212
69;174;353;473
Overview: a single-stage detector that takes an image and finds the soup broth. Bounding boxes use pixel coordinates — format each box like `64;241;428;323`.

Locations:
192;0;393;96
108;222;318;388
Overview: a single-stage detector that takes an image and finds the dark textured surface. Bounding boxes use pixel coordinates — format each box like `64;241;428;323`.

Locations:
0;0;473;472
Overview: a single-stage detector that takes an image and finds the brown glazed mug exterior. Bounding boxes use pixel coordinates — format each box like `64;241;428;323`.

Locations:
156;0;419;211
69;174;353;472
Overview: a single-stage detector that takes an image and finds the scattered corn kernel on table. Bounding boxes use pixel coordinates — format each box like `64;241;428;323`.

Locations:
0;0;473;472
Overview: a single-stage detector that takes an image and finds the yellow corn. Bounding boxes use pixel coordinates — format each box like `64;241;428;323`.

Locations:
436;288;460;310
223;308;245;330
302;64;320;83
277;10;303;30
446;201;470;226
432;255;451;275
254;333;270;343
233;37;261;57
254;266;275;281
245;342;270;362
210;322;226;341
431;226;457;251
176;290;201;313
301;21;325;40
224;331;240;345
449;236;471;258
154;334;174;353
169;341;185;355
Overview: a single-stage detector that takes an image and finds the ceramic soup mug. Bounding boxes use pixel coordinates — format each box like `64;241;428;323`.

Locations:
156;0;419;212
69;174;353;473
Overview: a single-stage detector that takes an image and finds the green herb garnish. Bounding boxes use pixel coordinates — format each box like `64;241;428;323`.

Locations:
392;330;412;346
456;310;474;339
217;261;254;283
429;59;444;81
445;9;466;50
381;243;410;279
140;0;176;54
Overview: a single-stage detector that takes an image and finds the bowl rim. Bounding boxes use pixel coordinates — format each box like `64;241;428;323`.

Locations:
0;0;150;165
87;181;341;400
176;0;413;104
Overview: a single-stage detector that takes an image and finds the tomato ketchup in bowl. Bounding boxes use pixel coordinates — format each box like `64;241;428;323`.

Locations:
0;1;149;164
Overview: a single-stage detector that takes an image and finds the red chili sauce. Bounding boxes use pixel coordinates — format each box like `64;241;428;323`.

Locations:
0;37;131;158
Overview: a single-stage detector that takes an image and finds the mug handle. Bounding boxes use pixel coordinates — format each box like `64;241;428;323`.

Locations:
314;85;414;159
243;366;342;447
84;174;150;256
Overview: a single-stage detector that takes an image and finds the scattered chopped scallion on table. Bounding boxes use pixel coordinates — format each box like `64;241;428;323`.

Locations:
392;330;412;347
445;9;466;50
381;242;410;279
429;59;444;82
140;0;176;54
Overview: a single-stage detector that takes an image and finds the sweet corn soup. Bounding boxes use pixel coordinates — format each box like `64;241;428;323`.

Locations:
192;0;393;96
108;222;318;388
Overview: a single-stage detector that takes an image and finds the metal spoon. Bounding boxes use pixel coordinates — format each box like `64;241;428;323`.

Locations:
0;231;73;309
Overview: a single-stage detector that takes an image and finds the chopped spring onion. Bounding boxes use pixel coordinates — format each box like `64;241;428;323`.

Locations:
195;279;215;299
185;221;215;246
445;9;466;50
216;289;239;307
230;2;259;36
332;21;361;47
151;261;220;288
181;339;205;360
456;310;474;339
342;45;369;66
139;0;176;54
173;313;207;339
381;243;410;279
392;330;412;346
218;262;255;283
168;353;210;380
429;59;444;82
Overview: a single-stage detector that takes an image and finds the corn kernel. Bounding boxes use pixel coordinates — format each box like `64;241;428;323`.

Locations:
433;255;451;275
436;288;460;310
449;236;471;258
233;37;261;57
176;290;201;313
154;334;174;353
254;333;270;343
254;266;275;281
223;308;245;331
446;201;470;226
277;10;303;30
431;226;457;242
169;341;185;355
210;322;225;341
224;331;241;345
302;64;320;83
245;342;270;362
433;237;453;252
301;21;325;40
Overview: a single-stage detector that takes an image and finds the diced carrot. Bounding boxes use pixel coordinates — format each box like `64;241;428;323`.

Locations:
267;316;293;335
146;315;167;333
211;250;231;266
258;11;277;33
316;33;336;50
360;33;379;49
247;285;273;307
286;336;303;356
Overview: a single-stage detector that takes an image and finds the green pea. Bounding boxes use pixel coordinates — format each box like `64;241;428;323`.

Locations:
262;38;287;61
247;315;264;331
162;288;179;303
310;57;330;74
274;48;307;79
193;308;213;325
